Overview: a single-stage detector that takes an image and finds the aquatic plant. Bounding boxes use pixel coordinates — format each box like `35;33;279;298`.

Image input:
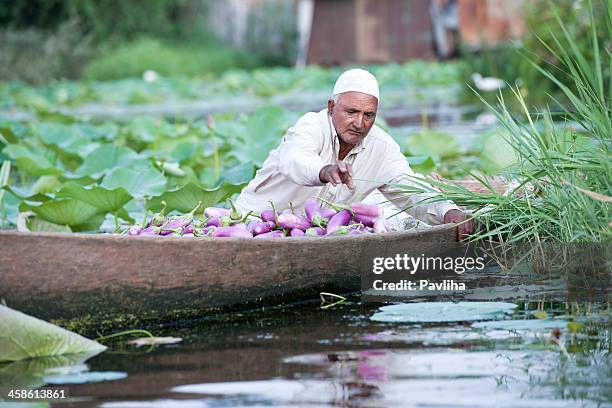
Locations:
395;0;611;243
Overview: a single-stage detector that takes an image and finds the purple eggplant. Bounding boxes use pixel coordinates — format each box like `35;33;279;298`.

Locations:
140;226;161;236
349;229;365;235
128;225;142;236
207;216;221;227
304;198;320;221
161;201;201;230
277;213;305;229
306;227;325;236
254;230;285;238
305;198;329;228
204;207;230;218
250;221;273;235
182;232;195;238
148;201;168;227
212;226;253;238
289;228;305;237
354;213;376;227
260;209;277;222
296;215;311;231
325;209;353;235
320;208;336;220
350;202;381;217
160;227;183;236
318;197;381;218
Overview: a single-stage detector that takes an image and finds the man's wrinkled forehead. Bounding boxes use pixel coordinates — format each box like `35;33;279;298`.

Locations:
335;91;378;110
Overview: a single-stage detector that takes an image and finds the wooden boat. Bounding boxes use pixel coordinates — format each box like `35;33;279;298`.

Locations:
0;225;457;322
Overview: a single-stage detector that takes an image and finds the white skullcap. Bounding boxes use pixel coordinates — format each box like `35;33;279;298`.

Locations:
332;68;379;100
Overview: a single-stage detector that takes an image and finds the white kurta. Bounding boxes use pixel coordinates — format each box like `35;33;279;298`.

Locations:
235;109;458;225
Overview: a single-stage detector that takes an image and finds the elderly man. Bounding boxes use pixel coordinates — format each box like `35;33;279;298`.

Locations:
236;69;473;239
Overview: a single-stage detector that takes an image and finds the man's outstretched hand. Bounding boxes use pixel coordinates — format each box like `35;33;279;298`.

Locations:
443;209;474;241
319;162;355;189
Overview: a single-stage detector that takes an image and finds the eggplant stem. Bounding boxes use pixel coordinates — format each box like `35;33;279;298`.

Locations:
316;197;352;214
268;200;280;229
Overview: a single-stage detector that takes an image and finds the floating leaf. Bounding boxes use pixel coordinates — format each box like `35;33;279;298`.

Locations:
36;122;102;156
407;155;436;174
472;319;568;331
56;182;133;214
371;302;517;323
31;175;61;194
21;199;103;230
127;337;182;347
2;185;52;202
479;131;518;173
75;144;144;179
0;305;106;362
407;130;461;159
229;106;297;166
44;371;126;385
1;190;20;226
101;167;167;198
3;144;62;176
147;182;243;213
27;217;72;233
220;162;256;185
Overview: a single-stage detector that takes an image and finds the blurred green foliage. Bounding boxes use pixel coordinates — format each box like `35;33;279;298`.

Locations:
0;0;207;42
461;0;610;106
0;0;272;83
83;38;265;81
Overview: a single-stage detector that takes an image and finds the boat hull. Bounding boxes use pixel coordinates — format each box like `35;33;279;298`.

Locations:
0;225;456;321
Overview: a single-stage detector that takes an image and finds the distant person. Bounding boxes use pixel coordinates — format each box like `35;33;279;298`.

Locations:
235;69;473;239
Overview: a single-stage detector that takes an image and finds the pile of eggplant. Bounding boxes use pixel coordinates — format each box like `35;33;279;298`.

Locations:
126;198;391;238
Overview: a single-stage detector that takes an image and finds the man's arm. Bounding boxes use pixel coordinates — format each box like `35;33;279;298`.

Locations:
377;142;468;229
277;113;327;186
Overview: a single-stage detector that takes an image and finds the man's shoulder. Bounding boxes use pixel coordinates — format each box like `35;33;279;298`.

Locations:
295;109;328;126
366;124;401;151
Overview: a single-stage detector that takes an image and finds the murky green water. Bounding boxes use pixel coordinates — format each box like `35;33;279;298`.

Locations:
5;296;608;408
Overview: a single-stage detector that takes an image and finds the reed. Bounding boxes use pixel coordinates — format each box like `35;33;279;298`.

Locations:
396;0;611;243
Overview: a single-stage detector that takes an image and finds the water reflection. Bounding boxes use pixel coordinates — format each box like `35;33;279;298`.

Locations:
27;300;609;408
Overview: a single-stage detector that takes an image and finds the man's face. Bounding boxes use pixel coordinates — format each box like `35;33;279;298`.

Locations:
328;92;378;146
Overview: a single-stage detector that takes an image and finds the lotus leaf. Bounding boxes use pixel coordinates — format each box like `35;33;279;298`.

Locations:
56;182;133;214
21;199;104;230
101;167;167;198
471;319;568;331
75;144;145;179
3;145;61;177
407;156;436;174
406;129;461;159
0;305;106;362
147;181;243;213
371;302;518;323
